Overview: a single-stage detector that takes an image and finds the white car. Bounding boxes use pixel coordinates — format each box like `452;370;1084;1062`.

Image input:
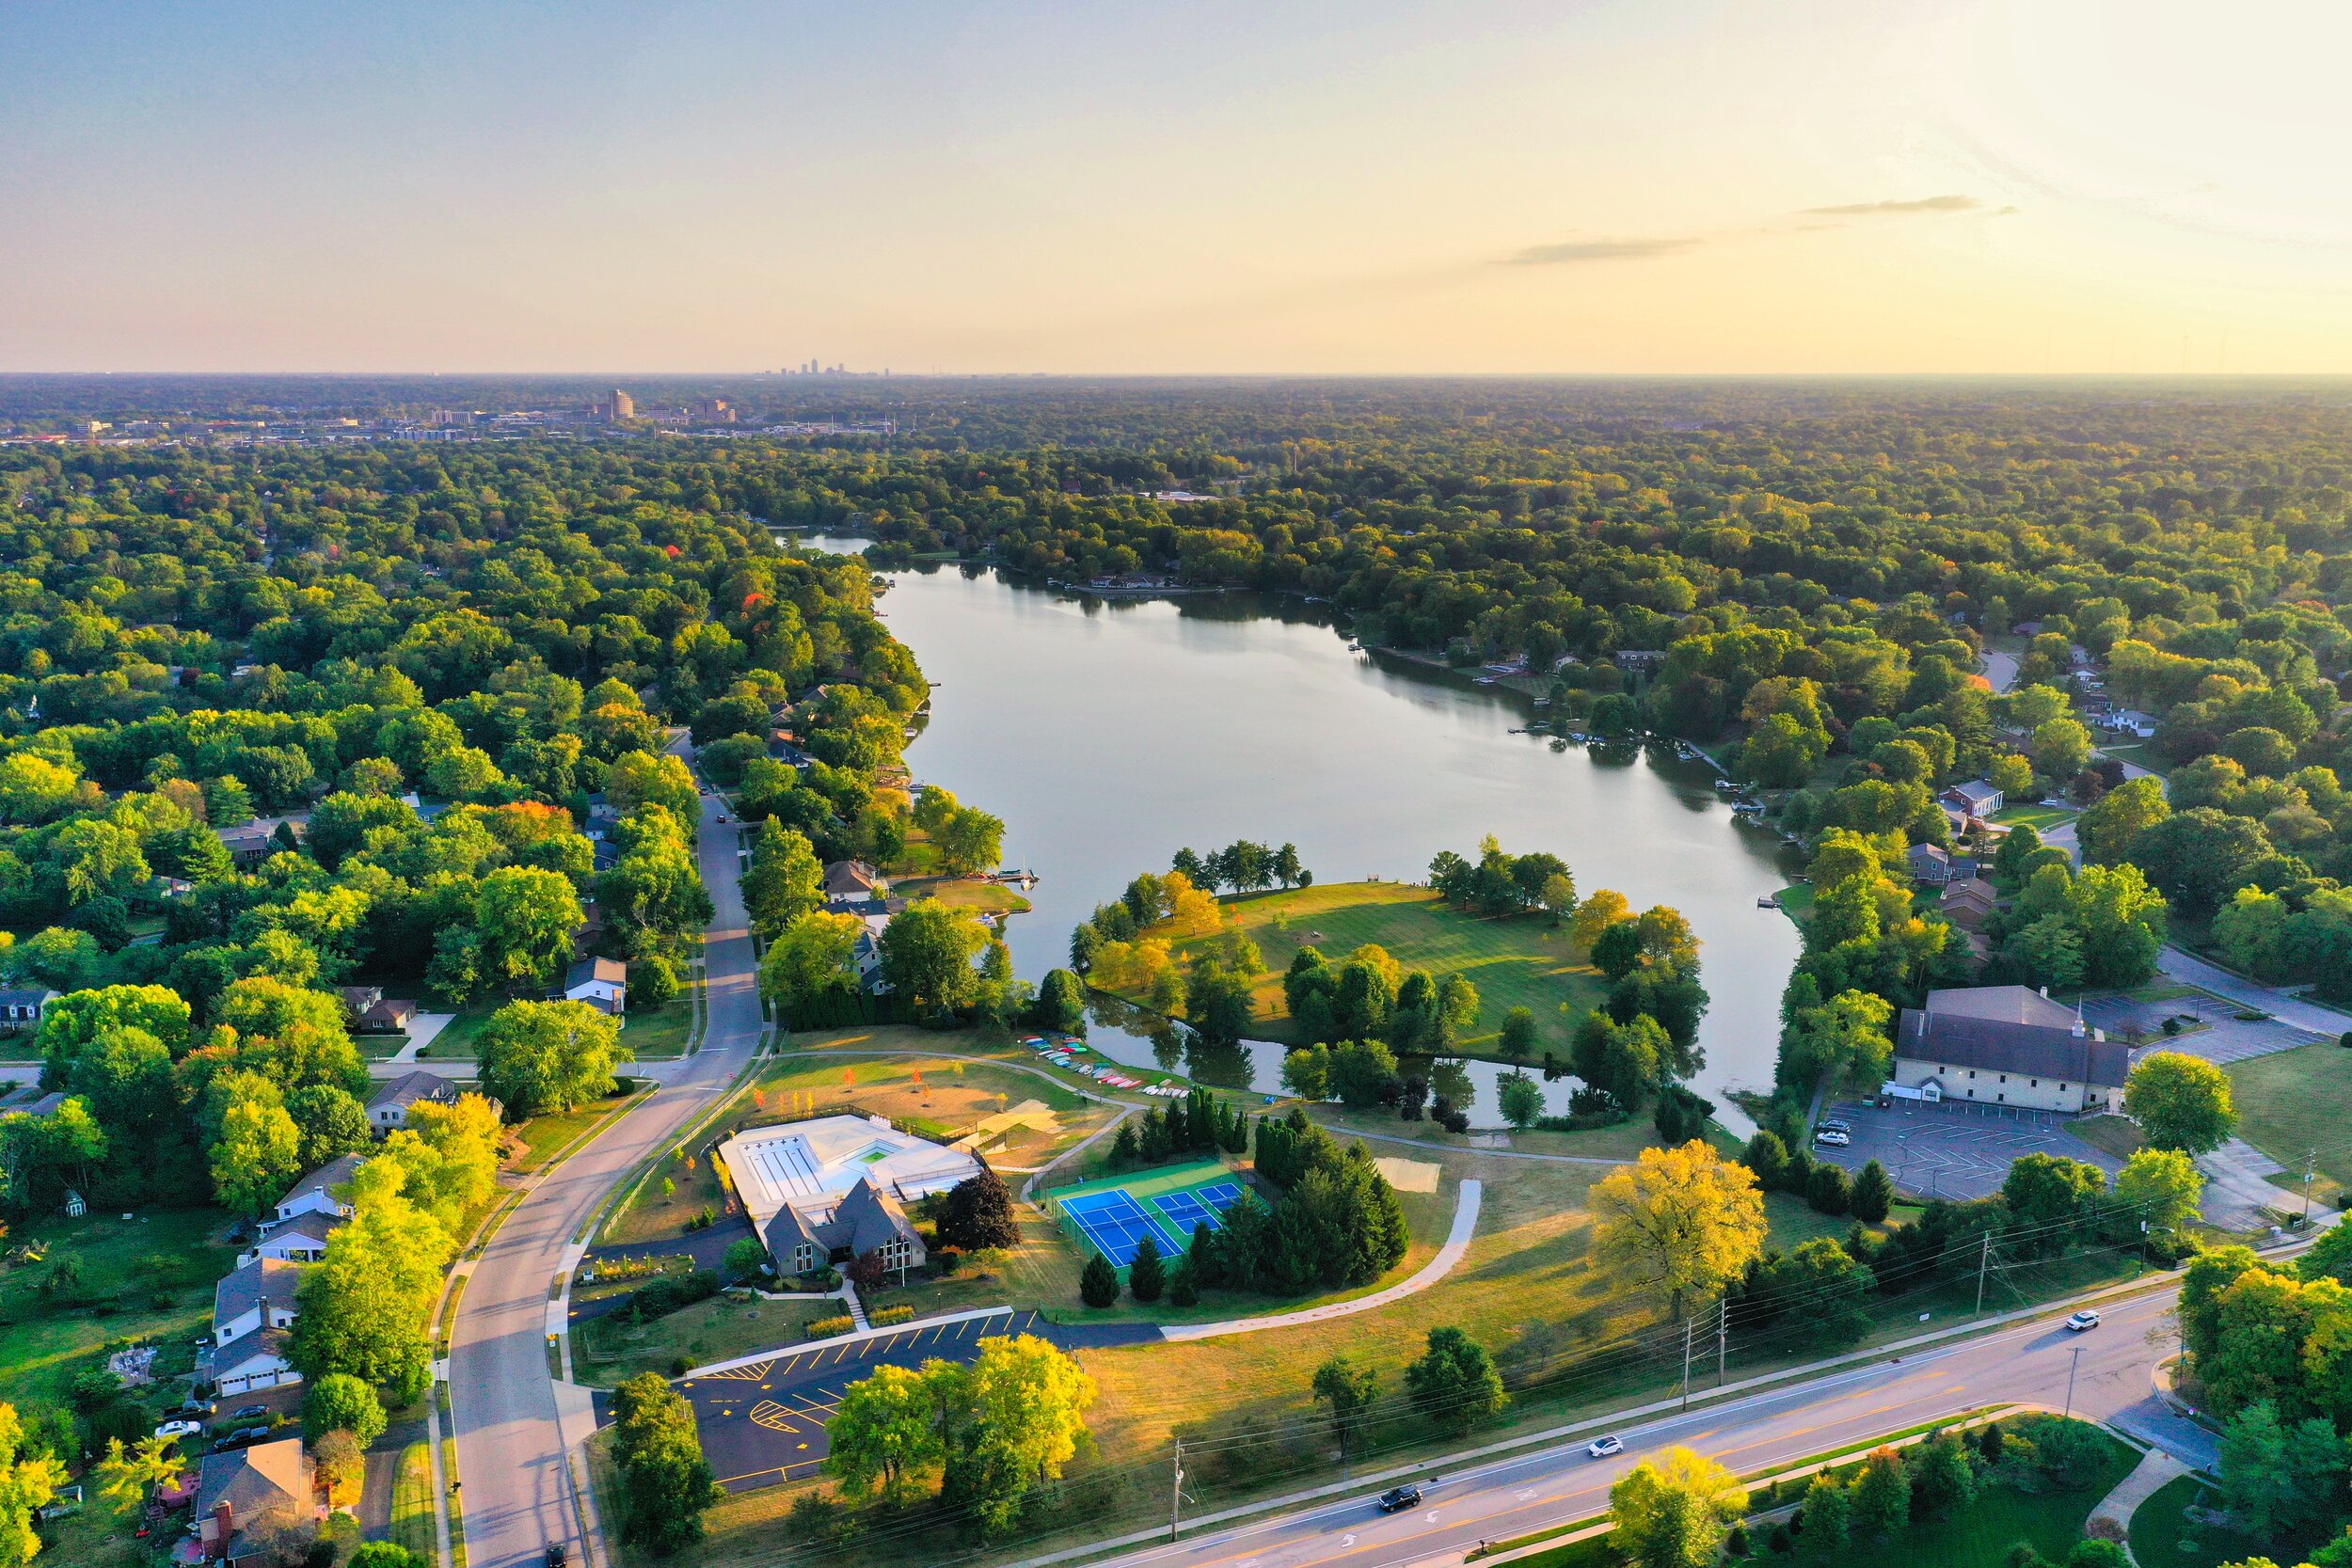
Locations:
2065;1309;2100;1332
153;1420;203;1440
1814;1129;1851;1148
1587;1435;1625;1458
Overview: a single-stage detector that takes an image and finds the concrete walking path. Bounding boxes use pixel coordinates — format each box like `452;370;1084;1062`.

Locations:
1162;1180;1482;1341
2087;1447;2187;1561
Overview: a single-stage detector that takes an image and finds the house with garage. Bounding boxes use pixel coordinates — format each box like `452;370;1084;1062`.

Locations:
365;1070;461;1133
1888;985;2131;1115
194;1438;317;1563
211;1258;301;1352
563;956;627;1015
1939;779;2006;824
271;1154;364;1226
202;1327;302;1399
717;1115;980;1277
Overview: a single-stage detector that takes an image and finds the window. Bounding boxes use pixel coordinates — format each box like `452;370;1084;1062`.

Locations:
1999;1074;2008;1084
1968;1069;1977;1078
2030;1079;2040;1087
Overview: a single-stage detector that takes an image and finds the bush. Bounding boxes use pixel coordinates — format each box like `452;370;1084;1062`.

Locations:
629;1269;721;1320
804;1315;855;1338
1806;1162;1851;1215
870;1305;914;1327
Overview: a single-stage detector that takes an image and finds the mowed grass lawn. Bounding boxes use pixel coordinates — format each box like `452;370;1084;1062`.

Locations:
2129;1472;2332;1568
575;1291;845;1386
0;1207;236;1411
2228;1040;2352;1205
1120;880;1610;1060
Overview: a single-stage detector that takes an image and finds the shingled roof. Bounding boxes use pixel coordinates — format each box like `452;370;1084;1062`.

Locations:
1896;1000;2131;1088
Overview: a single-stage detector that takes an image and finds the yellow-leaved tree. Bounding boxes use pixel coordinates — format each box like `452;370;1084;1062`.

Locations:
1591;1139;1768;1320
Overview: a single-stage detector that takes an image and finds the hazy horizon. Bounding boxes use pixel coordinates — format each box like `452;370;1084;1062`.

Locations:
8;1;2350;375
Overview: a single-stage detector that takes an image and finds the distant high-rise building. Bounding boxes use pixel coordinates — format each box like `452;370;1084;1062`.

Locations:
590;388;635;420
690;398;734;423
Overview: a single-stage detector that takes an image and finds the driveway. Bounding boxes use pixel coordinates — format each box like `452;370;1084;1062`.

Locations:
2157;945;2352;1037
1814;1098;2123;1201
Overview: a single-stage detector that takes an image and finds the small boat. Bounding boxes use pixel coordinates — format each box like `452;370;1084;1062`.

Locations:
1757;895;1783;910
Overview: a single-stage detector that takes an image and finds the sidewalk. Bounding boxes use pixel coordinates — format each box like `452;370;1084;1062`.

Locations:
2087;1448;2186;1560
1162;1180;1482;1342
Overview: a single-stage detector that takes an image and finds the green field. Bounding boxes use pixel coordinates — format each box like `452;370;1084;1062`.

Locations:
2227;1040;2352;1206
620;990;698;1057
0;1207;235;1410
574;1291;844;1386
391;1442;438;1560
1110;880;1611;1060
1990;802;2079;831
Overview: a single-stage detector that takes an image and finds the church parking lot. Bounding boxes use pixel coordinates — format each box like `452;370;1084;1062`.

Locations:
1814;1099;2123;1202
652;1307;1040;1492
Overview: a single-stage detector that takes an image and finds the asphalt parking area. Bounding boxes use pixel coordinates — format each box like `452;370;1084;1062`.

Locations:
1812;1099;2123;1202
655;1307;1041;1492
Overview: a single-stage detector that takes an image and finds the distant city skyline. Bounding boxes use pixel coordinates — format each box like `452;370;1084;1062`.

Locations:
4;1;2349;374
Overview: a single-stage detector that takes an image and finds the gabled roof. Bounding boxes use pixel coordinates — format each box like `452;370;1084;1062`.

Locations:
1943;779;2004;808
215;1325;296;1372
275;1153;365;1212
197;1437;310;1536
761;1204;822;1259
821;860;879;898
366;1070;459;1113
1897;1005;2130;1088
214;1258;302;1330
824;1178;918;1257
1923;984;2075;1028
567;957;627;990
259;1212;346;1246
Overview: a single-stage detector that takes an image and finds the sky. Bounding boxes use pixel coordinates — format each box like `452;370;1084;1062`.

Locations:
5;0;2351;374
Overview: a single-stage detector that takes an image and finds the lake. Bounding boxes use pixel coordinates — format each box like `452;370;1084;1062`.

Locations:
795;536;1801;1132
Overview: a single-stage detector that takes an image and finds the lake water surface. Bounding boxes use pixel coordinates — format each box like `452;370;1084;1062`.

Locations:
798;536;1800;1130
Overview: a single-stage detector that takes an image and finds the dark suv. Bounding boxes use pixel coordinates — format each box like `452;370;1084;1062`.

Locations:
1376;1484;1422;1513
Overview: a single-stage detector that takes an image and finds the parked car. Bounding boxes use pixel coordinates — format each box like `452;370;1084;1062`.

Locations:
209;1430;264;1454
2065;1309;2100;1332
152;1420;202;1440
1814;1129;1851;1148
1375;1484;1422;1513
230;1403;269;1420
547;1546;568;1568
1587;1435;1625;1458
1818;1117;1852;1135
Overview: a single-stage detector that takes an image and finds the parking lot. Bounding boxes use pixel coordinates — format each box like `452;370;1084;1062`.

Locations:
650;1307;1041;1492
1812;1098;2124;1202
2078;993;2322;1066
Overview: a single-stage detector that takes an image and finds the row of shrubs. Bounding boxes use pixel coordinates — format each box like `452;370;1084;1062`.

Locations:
805;1315;856;1338
870;1305;914;1327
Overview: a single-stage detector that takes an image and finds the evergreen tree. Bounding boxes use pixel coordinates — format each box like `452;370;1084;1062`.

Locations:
1127;1235;1166;1302
1850;1160;1896;1224
1079;1252;1120;1307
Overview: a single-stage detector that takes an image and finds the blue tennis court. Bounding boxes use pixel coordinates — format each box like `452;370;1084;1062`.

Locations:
1153;1192;1218;1234
1061;1190;1183;1266
1197;1181;1242;1211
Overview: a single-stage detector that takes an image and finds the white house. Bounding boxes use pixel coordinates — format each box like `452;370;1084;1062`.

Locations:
365;1070;460;1133
204;1327;302;1398
0;988;58;1030
247;1212;343;1264
564;957;626;1016
212;1258;300;1351
2101;709;2158;739
271;1154;364;1226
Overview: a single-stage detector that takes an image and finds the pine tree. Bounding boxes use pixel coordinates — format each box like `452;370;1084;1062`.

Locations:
1187;1221;1224;1287
1851;1159;1896;1224
1128;1235;1166;1302
1168;1251;1200;1306
1079;1252;1120;1307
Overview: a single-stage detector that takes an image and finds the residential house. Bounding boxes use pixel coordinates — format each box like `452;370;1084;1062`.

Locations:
246;1212;342;1264
365;1070;460;1133
2101;710;2158;739
337;985;383;1017
1938;879;2003;935
1940;779;2006;822
216;827;278;868
194;1439;316;1563
210;1258;300;1352
271;1154;364;1226
821;859;881;903
1905;843;1975;887
564;957;626;1015
357;997;417;1033
1888;985;2130;1115
1612;649;1666;673
0;987;60;1030
202;1326;301;1398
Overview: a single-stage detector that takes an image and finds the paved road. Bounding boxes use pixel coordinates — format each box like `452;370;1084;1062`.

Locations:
448;775;761;1568
1094;1285;2208;1568
1980;646;2021;693
2157;944;2350;1037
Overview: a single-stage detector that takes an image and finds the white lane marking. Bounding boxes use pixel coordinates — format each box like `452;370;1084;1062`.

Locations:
1517;1487;1539;1499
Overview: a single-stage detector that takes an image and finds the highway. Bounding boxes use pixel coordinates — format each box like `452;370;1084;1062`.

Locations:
448;767;762;1568
1094;1284;2208;1568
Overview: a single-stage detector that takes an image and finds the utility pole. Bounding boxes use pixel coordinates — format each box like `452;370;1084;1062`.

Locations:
2305;1148;2318;1227
2063;1344;2084;1419
1975;1231;1992;1315
1717;1297;1729;1386
1169;1441;1184;1544
1680;1315;1695;1411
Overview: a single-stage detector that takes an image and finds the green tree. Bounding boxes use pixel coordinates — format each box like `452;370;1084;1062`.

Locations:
1801;1471;1851;1545
2218;1401;2349;1543
2078;776;2169;866
1850;1446;1913;1538
0;1402;64;1568
1079;1252;1119;1307
1127;1234;1166;1302
757;911;865;1016
1035;969;1088;1036
1850;1159;1895;1224
1499;1006;1539;1062
742;820;823;941
291;1162;455;1403
1311;1356;1380;1463
825;1363;944;1505
303;1373;387;1447
936;806;1008;875
1610;1448;1748;1568
2125;1051;2237;1154
1403;1325;1506;1433
1909;1430;1979;1517
879;901;990;1015
476;1000;627;1117
90;1433;183;1516
473;865;582;989
209;1079;302;1216
611;1371;720;1553
1499;1071;1544;1130
2117;1148;2204;1238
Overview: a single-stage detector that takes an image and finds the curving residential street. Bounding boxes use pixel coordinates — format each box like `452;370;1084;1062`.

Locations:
448;777;762;1568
